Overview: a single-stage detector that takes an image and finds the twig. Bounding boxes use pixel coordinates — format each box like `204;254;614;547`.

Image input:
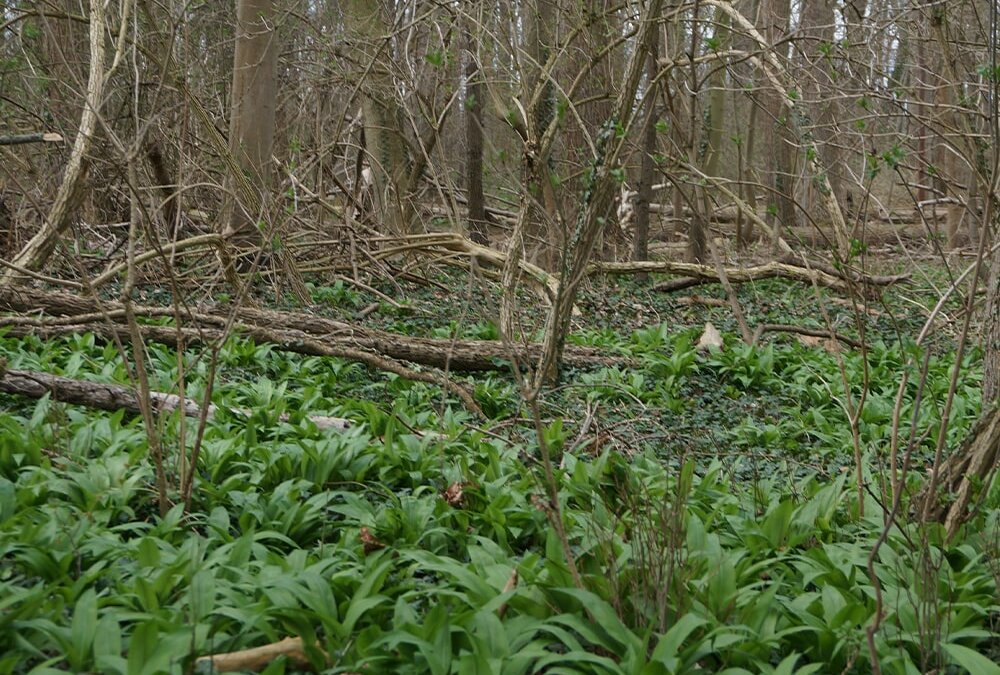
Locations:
750;324;863;349
0;132;63;146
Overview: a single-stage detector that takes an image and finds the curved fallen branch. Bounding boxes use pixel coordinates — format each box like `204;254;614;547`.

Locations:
750;323;863;350
373;232;559;303
586;259;906;296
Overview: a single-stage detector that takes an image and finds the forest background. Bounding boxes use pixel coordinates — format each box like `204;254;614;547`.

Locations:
1;1;999;673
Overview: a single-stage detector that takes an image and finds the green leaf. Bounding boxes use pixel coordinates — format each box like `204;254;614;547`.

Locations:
70;589;98;668
93;615;122;660
126;622;158;675
549;588;639;654
941;643;1000;675
649;614;708;670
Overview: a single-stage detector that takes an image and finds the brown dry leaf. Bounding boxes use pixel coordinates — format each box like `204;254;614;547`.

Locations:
442;482;464;507
359;527;385;554
696;322;724;351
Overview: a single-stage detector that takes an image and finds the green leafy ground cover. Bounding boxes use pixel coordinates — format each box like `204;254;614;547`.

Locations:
1;274;998;674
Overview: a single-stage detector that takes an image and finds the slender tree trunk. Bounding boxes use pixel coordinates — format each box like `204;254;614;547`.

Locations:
2;0;106;283
632;16;661;268
685;2;706;263
697;8;729;258
762;0;795;252
523;0;559;268
226;0;279;246
465;18;488;246
738;100;760;248
798;0;839;224
342;0;413;234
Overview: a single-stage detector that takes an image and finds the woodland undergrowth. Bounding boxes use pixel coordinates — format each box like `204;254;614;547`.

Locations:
0;274;997;674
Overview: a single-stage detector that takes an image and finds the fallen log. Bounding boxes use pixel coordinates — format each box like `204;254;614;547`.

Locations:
0;363;352;431
775;254;911;287
0;287;627;373
585;259;905;296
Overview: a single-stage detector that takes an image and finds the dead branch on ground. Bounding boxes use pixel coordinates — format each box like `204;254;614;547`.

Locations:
195;636;325;673
0;364;352;431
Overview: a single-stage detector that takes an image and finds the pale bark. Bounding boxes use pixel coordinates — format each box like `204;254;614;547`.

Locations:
197;637;323;673
2;0;105;282
589;258;907;295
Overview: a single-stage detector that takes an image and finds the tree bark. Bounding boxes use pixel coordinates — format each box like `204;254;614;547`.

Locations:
587;258;906;295
919;407;1000;540
1;0;105;283
342;0;414;234
632;6;660;270
522;0;560;268
226;0;280;245
0;287;629;374
464;15;489;246
761;0;796;251
196;637;322;673
0;365;351;431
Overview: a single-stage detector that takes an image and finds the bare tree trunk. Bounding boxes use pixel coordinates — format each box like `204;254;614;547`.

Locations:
697;7;729;258
1;0;105;283
632;15;661;268
465;16;488;246
533;0;664;383
762;0;795;252
226;0;280;246
917;0;1000;540
523;0;559;268
576;1;620;259
798;0;839;223
343;0;414;234
686;2;707;263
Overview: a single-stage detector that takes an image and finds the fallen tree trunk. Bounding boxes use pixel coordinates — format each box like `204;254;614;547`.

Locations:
0;287;626;373
775;254;911;287
588;259;907;296
0;363;353;431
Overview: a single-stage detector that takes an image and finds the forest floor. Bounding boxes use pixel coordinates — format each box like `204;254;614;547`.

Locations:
0;242;997;673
